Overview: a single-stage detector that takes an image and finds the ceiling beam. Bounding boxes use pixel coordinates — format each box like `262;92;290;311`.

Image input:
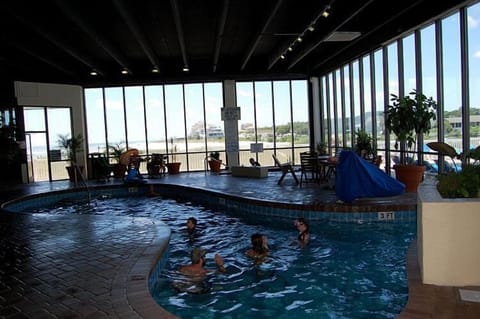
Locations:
169;0;189;70
240;0;285;71
6;40;75;77
112;0;160;71
311;0;427;71
52;0;133;74
212;0;230;73
6;9;104;76
286;0;375;70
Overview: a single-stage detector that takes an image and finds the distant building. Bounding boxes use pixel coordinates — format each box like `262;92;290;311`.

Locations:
447;115;480;129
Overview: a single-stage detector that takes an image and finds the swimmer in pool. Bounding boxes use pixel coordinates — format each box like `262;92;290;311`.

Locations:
179;247;226;276
294;218;310;246
245;233;269;262
186;217;197;235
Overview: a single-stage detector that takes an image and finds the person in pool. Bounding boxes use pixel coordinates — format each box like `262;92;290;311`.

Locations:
179;247;226;276
294;218;310;246
186;217;197;235
245;233;269;261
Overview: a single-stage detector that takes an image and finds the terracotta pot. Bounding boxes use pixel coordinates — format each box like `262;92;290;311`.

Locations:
394;164;425;192
208;159;222;173
166;162;181;174
112;163;127;178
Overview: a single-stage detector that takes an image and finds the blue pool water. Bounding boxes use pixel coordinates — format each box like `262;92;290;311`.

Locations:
32;195;416;319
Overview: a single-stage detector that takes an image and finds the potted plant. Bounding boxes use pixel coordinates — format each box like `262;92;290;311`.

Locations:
208;151;222;173
108;142;127;178
166;138;181;174
385;90;437;192
427;142;480;198
57;133;84;182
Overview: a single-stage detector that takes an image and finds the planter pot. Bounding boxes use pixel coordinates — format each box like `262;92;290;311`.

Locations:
66;166;84;182
112;163;127;178
418;179;480;286
208;159;222;173
394;164;425;192
166;162;181;174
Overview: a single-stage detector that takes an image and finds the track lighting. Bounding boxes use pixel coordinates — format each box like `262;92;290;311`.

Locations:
280;54;286;59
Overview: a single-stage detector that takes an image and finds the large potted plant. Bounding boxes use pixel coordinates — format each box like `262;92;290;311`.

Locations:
57;133;84;182
385;90;437;192
108;142;127;178
208;151;222;173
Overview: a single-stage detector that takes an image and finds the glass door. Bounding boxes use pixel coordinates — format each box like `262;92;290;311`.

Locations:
23;107;72;182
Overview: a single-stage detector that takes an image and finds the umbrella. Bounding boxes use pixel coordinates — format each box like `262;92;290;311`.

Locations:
119;149;139;165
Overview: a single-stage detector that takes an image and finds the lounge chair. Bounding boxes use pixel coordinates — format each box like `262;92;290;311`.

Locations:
272;154;299;185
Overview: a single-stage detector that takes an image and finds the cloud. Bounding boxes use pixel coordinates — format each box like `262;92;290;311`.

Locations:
475;51;480;58
468;15;479;28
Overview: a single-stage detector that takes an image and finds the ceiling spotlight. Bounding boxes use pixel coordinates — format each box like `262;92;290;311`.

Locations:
322;6;330;18
288;46;293;52
308;25;315;32
183;66;189;72
90;70;98;76
121;69;129;75
297;36;303;42
152;67;159;73
280;54;286;60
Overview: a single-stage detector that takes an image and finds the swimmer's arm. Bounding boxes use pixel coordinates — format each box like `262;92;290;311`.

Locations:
214;254;227;273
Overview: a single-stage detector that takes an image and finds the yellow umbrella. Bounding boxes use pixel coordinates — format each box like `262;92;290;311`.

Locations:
119;149;139;166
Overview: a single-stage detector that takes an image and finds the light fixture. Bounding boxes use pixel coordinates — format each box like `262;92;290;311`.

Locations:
280;54;286;59
151;67;159;73
90;70;98;76
322;6;330;18
308;25;315;32
183;65;189;72
297;36;303;42
121;69;129;75
288;46;293;52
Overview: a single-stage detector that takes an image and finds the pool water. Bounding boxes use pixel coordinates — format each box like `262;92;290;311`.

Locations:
33;196;416;319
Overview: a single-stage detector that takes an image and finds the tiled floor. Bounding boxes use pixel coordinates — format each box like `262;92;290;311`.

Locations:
0;171;479;318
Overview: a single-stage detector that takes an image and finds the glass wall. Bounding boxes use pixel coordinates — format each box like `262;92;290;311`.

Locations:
318;2;480;176
84;79;308;173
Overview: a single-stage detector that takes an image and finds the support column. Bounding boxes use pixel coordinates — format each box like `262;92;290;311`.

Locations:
222;80;240;167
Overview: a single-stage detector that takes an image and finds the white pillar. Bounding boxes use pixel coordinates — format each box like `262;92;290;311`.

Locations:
222;80;240;167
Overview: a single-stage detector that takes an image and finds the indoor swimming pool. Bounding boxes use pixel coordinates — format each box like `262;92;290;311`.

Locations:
28;194;416;319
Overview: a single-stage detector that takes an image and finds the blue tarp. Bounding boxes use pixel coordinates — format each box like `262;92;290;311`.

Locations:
335;150;405;203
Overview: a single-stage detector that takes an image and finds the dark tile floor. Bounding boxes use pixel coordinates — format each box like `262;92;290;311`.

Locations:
0;171;478;318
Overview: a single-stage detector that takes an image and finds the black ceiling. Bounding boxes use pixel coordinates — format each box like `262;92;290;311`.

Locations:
0;0;471;86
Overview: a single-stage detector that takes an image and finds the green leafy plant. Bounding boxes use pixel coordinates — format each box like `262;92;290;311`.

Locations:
354;129;373;158
57;133;83;165
427;142;480;198
108;142;126;163
385;90;437;164
209;151;220;161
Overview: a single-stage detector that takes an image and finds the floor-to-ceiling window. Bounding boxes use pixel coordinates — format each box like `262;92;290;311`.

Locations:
317;1;480;176
236;79;309;166
85;79;308;172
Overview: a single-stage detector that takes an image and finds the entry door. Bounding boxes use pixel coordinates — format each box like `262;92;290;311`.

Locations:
23;107;73;182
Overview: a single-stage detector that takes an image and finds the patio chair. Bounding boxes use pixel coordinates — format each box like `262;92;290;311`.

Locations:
299;151;319;187
272;154;299;185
